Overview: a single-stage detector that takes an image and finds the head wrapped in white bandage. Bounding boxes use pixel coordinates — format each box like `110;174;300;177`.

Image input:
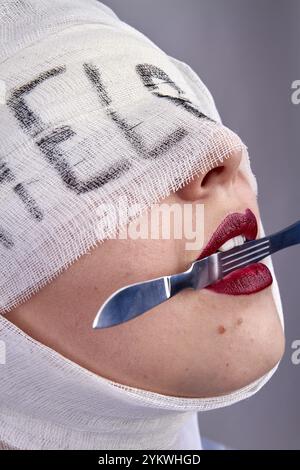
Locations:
0;0;283;450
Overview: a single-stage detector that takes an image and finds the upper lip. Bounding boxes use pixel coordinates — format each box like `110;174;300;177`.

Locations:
197;208;258;260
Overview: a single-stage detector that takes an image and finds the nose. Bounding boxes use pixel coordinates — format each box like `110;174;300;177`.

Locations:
176;146;242;201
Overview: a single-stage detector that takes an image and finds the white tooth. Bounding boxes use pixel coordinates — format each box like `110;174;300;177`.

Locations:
218;238;235;252
218;235;246;252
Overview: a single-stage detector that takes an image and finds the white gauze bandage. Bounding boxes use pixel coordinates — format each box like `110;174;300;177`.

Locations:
0;0;283;450
0;0;258;312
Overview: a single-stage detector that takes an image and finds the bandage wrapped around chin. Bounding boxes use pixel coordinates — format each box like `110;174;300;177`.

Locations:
0;0;284;450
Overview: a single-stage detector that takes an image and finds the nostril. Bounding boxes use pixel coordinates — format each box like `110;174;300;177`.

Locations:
201;166;225;187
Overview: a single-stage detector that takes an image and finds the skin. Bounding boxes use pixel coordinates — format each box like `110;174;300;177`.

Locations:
5;146;285;398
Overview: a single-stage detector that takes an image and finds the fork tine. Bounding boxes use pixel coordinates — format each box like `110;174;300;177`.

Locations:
222;247;271;274
222;242;270;267
220;239;269;261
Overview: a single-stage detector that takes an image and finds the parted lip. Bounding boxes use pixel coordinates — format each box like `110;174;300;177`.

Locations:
196;208;258;260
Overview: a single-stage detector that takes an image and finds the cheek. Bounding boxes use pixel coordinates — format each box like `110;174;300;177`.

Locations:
236;169;258;204
122;237;185;279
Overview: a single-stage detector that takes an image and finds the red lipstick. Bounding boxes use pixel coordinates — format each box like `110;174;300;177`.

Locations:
197;208;273;295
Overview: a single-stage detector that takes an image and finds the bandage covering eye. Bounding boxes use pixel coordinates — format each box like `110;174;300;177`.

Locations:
0;0;284;451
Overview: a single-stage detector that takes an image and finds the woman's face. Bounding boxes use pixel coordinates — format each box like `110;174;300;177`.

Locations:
6;146;285;398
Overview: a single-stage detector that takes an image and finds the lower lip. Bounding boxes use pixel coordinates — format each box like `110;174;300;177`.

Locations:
206;262;273;295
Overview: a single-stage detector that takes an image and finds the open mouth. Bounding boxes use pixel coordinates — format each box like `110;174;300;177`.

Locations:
197;208;273;295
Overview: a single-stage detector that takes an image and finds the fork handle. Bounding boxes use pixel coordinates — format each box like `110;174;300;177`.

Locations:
169;270;194;296
269;219;300;254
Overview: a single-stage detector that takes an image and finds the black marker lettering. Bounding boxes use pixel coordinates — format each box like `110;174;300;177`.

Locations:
84;62;188;160
13;183;43;221
37;125;130;194
83;63;111;107
136;63;213;121
7;66;66;137
0;161;14;183
0;229;14;249
0;160;44;239
3;69;64;222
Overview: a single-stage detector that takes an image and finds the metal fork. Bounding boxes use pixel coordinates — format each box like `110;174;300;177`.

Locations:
171;218;300;294
93;219;300;328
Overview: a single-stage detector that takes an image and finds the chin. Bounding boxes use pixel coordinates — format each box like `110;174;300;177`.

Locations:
161;286;285;399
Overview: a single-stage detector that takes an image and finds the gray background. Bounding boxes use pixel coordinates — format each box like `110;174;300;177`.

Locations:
102;0;300;449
